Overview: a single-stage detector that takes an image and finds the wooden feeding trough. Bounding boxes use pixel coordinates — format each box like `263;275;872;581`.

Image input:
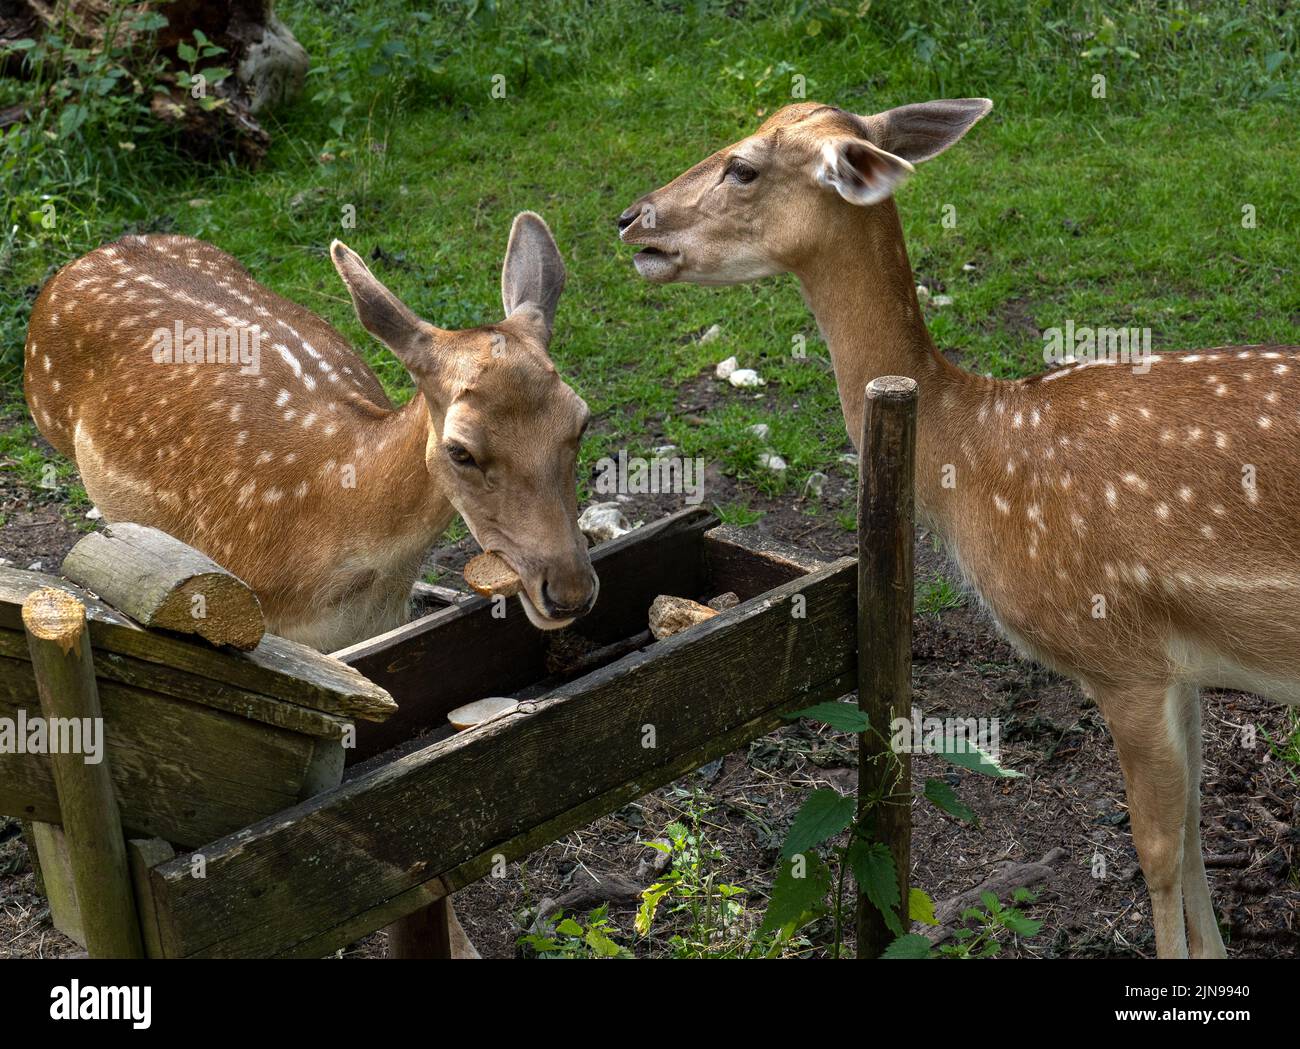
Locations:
0;379;918;959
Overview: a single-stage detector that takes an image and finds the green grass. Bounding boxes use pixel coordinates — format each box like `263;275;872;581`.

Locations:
1;0;1296;505
0;414;89;516
916;572;966;616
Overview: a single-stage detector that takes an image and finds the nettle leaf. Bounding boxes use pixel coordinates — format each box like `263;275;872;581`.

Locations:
847;841;903;935
881;933;933;959
1001;911;1043;938
787;700;870;733
924;777;977;823
585;927;625;957
942;738;1022;778
780;788;856;858
555;917;583;937
177;41;198;64
909;887;939;926
760;853;831;934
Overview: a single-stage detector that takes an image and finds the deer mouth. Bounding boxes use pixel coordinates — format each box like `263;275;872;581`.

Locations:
632;245;681;282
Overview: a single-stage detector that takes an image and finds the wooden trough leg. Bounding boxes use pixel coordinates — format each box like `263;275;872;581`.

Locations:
23;587;144;959
385;895;479;959
856;377;917;958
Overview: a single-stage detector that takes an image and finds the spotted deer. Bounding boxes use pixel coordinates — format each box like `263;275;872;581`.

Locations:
619;98;1300;958
25;212;598;653
26;212;597;959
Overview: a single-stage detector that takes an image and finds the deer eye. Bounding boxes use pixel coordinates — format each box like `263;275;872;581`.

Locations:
446;443;478;468
727;158;758;184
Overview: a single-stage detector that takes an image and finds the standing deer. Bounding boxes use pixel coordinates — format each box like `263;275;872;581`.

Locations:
619;98;1299;958
25;211;598;956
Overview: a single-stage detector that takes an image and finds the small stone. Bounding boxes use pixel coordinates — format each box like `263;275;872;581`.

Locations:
931;294;954;307
652;444;678;456
26;561;42;572
699;324;723;344
85;506;103;520
715;355;739;379
649;594;719;640
579;502;633;544
838;453;859;467
759;452;787;472
962;262;977;272
915;284;930;304
803;471;829;499
729;368;765;388
748;423;770;440
707;592;740;612
637;839;673;881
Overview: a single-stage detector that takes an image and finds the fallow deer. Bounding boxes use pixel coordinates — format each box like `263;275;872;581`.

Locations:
26;211;598;958
619;98;1299;958
25;212;597;650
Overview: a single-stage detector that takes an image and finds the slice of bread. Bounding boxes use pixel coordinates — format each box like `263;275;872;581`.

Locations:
464;551;522;597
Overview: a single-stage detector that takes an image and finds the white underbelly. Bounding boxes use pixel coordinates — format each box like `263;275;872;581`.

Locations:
1168;636;1300;704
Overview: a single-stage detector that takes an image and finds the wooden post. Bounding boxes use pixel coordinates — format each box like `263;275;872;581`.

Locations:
22;587;144;958
384;712;490;960
855;376;917;958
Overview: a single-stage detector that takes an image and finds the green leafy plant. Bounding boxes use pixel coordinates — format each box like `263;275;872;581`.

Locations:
635;802;778;958
931;888;1042;958
518;904;631;959
760;699;1031;958
173;29;232;112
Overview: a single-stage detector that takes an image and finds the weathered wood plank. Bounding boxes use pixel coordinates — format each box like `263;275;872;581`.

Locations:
270;704;813;958
127;838;176;959
0;655;335;847
62;523;265;650
336;506;716;762
0;566;395;722
703;525;828;597
146;555;856;958
30;822;83;946
0;629;348;740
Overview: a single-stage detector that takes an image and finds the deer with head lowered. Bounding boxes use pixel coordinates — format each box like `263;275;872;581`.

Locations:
620;98;1300;958
25;213;597;959
25;212;598;652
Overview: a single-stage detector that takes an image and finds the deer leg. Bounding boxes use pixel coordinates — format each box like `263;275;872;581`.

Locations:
1177;689;1227;958
385;897;480;959
1096;680;1190;958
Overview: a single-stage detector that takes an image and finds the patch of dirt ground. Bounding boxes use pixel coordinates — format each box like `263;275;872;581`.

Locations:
1;402;1297;960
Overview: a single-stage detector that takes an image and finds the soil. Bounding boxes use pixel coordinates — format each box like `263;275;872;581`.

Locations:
1;374;1297;960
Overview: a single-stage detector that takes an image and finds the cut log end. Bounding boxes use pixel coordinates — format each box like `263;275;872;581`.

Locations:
464;552;522;598
20;587;86;653
156;574;265;651
648;594;719;641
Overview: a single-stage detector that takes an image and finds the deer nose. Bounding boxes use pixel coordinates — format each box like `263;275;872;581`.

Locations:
541;573;598;619
617;204;643;232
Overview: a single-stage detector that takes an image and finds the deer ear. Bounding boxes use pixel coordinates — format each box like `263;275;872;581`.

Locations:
815;137;914;206
864;97;992;165
501;211;566;339
330;240;430;367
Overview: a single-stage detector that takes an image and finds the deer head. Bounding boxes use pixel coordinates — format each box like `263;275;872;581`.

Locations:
617;98;991;285
330;212;597;630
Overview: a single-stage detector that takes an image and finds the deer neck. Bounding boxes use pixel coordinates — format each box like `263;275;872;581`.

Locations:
792;199;1001;528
